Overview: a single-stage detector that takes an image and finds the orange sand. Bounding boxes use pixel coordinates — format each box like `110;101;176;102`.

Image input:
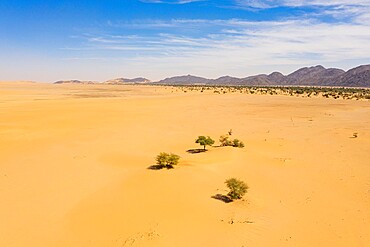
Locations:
0;82;369;246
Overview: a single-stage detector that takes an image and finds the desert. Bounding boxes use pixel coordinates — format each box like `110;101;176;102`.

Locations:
2;0;370;245
1;81;369;246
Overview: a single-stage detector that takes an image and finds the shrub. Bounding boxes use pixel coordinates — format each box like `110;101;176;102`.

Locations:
225;178;248;200
220;135;244;148
195;136;215;150
219;135;232;146
232;139;244;148
155;152;180;169
232;139;240;147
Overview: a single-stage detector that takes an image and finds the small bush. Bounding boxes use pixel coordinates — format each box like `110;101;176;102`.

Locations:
237;141;245;148
232;139;244;148
220;135;244;148
225;178;248;200
219;135;233;146
155;152;180;169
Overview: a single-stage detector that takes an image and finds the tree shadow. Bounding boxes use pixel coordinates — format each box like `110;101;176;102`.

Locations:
350;133;358;138
147;165;174;170
186;149;207;154
211;194;233;203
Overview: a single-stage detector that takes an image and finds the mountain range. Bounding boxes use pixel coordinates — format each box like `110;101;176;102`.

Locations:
54;64;370;87
156;65;370;87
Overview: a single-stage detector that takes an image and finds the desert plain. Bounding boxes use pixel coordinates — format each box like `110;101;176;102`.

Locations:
0;81;369;247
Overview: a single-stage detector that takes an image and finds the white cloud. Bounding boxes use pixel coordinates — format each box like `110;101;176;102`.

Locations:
235;0;370;8
234;0;370;25
58;0;370;80
63;17;370;80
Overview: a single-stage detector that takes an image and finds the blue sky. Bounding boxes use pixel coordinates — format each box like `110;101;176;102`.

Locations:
0;0;369;81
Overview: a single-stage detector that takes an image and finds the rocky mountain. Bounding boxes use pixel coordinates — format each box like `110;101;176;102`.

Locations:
284;65;345;85
267;72;285;84
156;75;210;85
53;64;370;87
104;77;150;84
213;76;243;84
325;65;370;87
155;64;369;87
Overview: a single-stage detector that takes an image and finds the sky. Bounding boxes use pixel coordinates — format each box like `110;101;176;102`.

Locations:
0;0;369;82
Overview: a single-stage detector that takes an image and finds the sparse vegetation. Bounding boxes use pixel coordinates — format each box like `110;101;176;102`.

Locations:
219;134;244;148
219;135;233;146
155;152;180;169
157;85;370;101
225;178;248;200
232;139;245;148
195;136;215;150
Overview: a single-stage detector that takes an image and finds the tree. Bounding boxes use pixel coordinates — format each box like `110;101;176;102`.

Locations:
225;178;248;200
167;153;180;167
195;136;215;150
155;152;180;169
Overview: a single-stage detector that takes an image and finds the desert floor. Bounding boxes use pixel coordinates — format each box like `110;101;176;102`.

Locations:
1;82;369;247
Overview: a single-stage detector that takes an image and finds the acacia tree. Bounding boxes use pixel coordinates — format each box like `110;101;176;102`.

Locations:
195;136;215;150
155;152;180;169
225;178;248;200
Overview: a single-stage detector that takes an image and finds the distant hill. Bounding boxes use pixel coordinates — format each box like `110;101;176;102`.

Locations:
154;64;370;87
53;64;370;87
104;77;151;84
54;80;96;84
156;75;210;85
282;65;343;85
325;65;370;87
212;76;242;84
54;78;150;85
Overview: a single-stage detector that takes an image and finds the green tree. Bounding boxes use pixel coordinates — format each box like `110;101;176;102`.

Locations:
195;136;215;150
167;153;180;167
225;178;248;200
156;152;180;169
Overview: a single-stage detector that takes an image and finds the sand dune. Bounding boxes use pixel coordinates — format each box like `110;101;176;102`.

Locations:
0;82;369;246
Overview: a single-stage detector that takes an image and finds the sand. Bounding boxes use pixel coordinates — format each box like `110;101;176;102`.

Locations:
0;81;369;246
